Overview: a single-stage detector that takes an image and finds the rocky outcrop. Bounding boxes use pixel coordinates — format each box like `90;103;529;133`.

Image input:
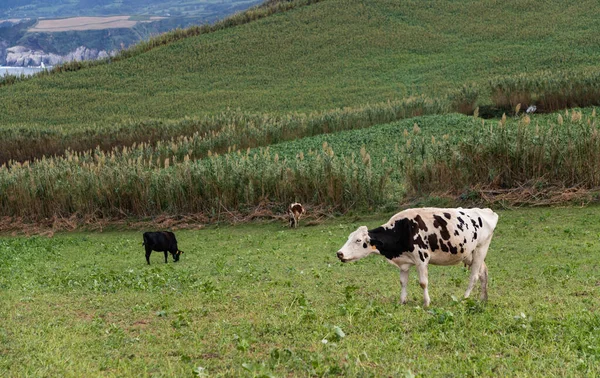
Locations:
4;45;113;66
0;40;7;64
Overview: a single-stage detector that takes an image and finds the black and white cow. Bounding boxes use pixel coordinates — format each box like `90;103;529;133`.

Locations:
336;208;499;307
142;231;184;265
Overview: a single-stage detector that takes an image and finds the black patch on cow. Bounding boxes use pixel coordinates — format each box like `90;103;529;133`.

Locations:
448;242;458;254
433;215;451;240
463;237;467;244
414;234;427;249
472;232;477;241
459;211;465;215
440;241;449;253
418;251;425;262
363;242;367;249
478;217;483;228
414;215;428;232
368;218;415;259
433;215;447;229
454;230;459;236
457;217;465;231
427;234;439;251
423;252;429;259
460;245;464;253
443;212;451;219
471;219;479;230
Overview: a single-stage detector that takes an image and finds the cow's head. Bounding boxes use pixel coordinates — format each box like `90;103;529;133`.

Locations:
336;226;379;262
172;250;184;262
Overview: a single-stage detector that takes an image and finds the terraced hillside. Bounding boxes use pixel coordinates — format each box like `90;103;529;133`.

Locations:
2;0;600;131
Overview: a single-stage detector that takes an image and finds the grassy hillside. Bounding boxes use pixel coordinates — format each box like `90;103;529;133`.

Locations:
2;0;600;131
1;207;599;376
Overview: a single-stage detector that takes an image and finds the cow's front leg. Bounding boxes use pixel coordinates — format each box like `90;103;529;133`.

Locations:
415;263;430;307
399;264;410;304
164;251;168;263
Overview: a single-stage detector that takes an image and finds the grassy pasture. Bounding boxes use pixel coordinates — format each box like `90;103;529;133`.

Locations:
1;207;599;377
2;0;600;131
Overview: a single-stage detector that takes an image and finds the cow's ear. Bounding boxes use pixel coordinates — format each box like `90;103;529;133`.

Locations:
369;236;383;248
367;227;385;248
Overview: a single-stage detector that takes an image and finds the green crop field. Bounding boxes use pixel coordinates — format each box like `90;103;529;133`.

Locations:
1;207;599;376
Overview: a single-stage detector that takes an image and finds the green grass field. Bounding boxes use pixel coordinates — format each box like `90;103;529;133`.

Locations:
3;0;600;131
1;207;599;376
2;2;600;375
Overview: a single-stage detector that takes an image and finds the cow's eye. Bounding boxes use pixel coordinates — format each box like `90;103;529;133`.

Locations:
356;239;362;243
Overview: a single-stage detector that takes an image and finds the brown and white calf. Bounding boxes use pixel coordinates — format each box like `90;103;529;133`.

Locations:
336;207;499;307
288;203;305;228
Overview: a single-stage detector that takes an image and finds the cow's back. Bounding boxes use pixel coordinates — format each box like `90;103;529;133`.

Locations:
460;207;498;244
384;207;498;266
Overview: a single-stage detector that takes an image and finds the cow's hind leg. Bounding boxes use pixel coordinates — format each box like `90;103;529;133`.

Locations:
479;261;488;301
464;238;491;299
399;264;410;304
415;263;430;307
145;246;152;265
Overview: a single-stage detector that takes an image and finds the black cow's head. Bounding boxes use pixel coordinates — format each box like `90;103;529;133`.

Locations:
172;250;184;262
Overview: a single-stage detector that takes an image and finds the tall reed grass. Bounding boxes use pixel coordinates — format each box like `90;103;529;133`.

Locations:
405;109;600;194
3;109;599;221
0;143;393;220
489;70;600;113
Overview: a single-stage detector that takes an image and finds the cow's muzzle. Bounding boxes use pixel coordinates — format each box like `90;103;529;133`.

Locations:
336;251;347;263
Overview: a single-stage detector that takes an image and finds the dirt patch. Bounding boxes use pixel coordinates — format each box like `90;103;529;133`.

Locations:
131;319;151;328
200;352;221;359
75;311;96;322
28;16;165;32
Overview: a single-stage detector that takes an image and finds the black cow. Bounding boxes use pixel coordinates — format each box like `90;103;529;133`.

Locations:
142;231;184;264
